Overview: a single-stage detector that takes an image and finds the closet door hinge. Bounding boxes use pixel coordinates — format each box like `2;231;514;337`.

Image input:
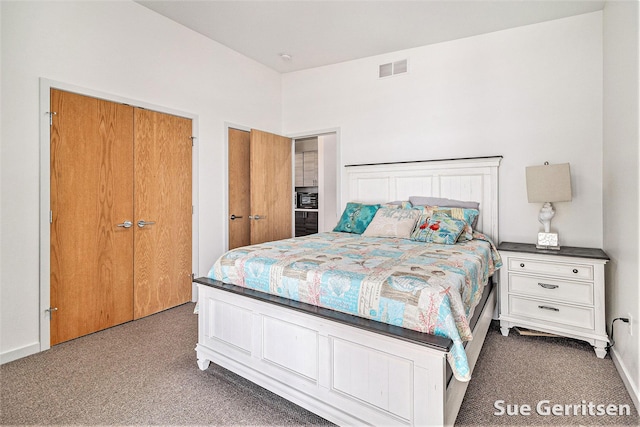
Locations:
189;136;196;146
46;111;57;126
49;210;53;224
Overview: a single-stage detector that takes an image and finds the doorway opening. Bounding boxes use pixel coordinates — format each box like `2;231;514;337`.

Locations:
293;132;339;236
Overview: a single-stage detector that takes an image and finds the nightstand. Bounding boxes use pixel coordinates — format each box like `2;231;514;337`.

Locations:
497;242;610;358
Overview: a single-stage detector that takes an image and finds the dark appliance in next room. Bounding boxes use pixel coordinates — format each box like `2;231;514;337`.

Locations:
296;192;318;209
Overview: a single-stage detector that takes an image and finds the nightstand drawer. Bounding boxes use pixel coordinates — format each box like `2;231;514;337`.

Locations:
509;296;594;330
509;274;593;305
508;258;593;280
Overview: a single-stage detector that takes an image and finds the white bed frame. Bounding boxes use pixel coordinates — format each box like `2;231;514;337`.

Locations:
196;156;502;426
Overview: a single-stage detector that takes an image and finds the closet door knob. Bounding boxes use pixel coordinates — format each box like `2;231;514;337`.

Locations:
230;214;243;220
137;220;156;228
116;220;132;228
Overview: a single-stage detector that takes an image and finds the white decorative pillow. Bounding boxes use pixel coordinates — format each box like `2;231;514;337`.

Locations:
362;207;420;239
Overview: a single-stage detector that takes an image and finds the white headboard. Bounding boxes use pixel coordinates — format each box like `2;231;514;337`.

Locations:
345;156;502;242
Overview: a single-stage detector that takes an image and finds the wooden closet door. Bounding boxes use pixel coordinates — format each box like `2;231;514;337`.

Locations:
228;128;251;249
50;89;134;345
250;129;292;244
133;109;192;319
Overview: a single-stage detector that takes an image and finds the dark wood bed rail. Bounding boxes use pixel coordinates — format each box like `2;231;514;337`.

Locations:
194;277;453;352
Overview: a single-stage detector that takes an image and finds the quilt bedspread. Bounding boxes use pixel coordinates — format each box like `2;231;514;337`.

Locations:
208;231;502;381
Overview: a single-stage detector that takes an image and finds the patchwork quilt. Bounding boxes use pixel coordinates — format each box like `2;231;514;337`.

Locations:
208;231;502;381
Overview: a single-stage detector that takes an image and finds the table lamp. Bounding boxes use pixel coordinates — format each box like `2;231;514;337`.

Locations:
525;162;572;250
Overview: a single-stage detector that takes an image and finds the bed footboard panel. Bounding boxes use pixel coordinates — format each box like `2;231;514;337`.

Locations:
196;283;448;426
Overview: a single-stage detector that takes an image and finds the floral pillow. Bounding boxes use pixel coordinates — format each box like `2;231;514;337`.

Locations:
333;202;381;234
411;205;436;233
410;197;480;228
411;213;467;245
362;207;420;238
431;207;479;241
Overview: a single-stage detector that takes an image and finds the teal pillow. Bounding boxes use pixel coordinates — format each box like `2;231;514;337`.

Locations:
411;213;466;244
333;202;381;234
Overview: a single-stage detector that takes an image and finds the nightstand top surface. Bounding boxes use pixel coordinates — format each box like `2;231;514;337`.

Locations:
498;241;609;261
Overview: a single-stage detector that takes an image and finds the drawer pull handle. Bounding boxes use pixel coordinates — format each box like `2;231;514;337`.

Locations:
538;283;559;290
520;263;525;268
572;269;579;274
538;305;560;312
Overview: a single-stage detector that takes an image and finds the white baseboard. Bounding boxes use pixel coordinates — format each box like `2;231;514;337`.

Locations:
611;347;640;413
0;342;41;365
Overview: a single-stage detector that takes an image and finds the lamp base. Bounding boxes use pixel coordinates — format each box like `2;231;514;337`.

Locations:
536;232;560;250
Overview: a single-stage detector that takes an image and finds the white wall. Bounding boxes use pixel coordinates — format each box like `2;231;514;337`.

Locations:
0;1;282;362
283;12;603;249
318;133;339;231
603;0;640;409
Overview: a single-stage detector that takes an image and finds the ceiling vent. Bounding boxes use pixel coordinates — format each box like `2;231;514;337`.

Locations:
379;59;408;78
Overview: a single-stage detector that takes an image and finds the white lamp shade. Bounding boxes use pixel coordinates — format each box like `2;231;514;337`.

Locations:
526;163;572;203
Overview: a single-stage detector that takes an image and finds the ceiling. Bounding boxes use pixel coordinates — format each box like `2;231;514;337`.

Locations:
136;1;605;73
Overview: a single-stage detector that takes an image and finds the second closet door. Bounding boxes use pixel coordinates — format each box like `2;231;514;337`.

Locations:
249;129;292;245
133;109;192;319
227;128;292;248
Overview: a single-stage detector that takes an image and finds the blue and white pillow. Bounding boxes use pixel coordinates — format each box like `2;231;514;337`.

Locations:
431;207;479;241
410;213;467;245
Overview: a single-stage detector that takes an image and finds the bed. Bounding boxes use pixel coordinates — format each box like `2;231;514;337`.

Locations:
195;156;502;426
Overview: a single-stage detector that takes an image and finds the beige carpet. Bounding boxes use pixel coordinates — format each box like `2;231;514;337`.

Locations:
456;323;638;426
1;302;637;426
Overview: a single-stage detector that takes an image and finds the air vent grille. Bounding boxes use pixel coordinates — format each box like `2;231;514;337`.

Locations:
379;59;408;78
379;63;393;78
